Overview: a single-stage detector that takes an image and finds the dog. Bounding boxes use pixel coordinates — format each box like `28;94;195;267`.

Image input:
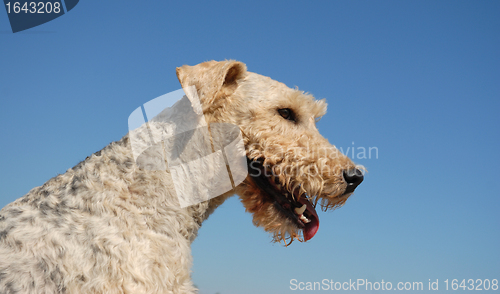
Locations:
0;60;363;293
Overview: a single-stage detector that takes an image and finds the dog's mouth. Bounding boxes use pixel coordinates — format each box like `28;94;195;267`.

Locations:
247;158;320;241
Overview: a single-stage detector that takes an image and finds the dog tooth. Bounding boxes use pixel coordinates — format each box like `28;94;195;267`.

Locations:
299;214;311;223
294;204;307;215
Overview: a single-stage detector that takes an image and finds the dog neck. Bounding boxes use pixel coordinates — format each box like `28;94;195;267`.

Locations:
64;135;235;243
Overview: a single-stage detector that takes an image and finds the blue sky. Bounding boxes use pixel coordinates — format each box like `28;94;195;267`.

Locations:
1;1;499;293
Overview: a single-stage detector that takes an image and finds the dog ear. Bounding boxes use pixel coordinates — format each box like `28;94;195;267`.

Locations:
176;60;247;112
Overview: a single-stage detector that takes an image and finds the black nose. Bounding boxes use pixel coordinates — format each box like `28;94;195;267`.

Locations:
343;168;364;194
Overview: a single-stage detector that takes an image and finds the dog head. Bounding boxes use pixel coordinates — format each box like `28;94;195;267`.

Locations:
176;60;364;244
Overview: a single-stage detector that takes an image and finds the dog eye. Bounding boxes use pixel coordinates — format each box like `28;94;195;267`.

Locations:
278;108;295;121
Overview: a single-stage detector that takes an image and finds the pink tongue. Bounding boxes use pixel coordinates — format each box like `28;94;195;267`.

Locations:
298;197;319;241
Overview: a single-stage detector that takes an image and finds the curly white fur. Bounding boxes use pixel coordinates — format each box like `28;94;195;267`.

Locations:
0;60;361;293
